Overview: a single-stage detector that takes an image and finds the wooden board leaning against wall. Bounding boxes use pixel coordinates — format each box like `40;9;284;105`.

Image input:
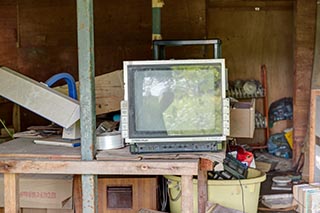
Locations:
207;0;294;146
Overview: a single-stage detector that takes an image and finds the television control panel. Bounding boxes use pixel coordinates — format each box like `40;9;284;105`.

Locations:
223;98;230;136
121;100;129;139
129;141;224;154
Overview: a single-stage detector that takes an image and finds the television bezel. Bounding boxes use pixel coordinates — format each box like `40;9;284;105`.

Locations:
121;59;229;144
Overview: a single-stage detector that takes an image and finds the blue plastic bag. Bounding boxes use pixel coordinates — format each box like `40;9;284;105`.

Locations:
267;133;292;159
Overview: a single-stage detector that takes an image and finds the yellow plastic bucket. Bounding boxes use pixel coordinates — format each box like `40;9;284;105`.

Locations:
165;168;266;213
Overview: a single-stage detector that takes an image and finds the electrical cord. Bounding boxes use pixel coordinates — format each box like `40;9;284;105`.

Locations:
238;178;245;213
0;118;13;138
159;176;168;211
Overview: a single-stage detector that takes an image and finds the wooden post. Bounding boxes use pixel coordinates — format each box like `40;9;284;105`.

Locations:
181;175;194;213
308;1;320;182
308;90;320;183
198;170;207;213
4;173;19;213
294;0;316;163
198;158;212;213
76;0;97;212
73;175;83;213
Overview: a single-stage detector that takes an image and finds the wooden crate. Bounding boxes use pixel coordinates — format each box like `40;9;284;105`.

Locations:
98;176;158;213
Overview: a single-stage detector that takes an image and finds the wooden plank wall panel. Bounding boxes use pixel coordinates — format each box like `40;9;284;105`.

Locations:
17;0;78;82
162;0;206;39
294;0;316;162
0;0;17;127
94;0;152;75
0;0;17;69
161;0;207;59
207;0;294;144
12;0;152;129
0;102;13;127
17;0;153;81
0;0;206;128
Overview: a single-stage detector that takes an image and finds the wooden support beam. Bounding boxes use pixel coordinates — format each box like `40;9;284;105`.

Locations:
0;159;199;175
82;175;98;213
181;175;194;213
308;2;320;182
73;175;83;213
76;0;96;161
293;0;316;163
76;0;97;211
4;173;19;213
200;158;214;171
308;89;320;182
198;170;208;213
0;159;201;212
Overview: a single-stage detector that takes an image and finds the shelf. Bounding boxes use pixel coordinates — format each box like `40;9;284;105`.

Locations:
227;77;265;99
228;65;270;148
226;90;264;99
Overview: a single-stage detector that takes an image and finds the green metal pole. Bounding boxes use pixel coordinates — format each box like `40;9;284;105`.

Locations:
76;0;97;212
152;0;164;41
152;8;161;38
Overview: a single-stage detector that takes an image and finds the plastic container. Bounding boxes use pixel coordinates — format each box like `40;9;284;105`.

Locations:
165;168;266;213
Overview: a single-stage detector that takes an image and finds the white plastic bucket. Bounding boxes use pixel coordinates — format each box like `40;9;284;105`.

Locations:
165;168;266;213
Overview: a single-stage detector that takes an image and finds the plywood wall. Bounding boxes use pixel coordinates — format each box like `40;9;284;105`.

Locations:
16;0;78;81
14;0;153;82
0;0;208;129
94;0;152;75
161;0;207;59
9;0;207;80
8;0;78;129
207;0;294;144
0;0;153;129
0;0;17;69
0;0;17;127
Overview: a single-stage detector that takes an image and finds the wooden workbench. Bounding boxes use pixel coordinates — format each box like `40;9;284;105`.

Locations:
0;138;225;213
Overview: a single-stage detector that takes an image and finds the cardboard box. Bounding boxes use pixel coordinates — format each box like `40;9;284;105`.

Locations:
230;99;255;138
293;183;320;212
303;189;320;211
269;119;293;135
0;175;73;209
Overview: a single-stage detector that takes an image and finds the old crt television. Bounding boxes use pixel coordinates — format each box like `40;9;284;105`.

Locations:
121;59;229;153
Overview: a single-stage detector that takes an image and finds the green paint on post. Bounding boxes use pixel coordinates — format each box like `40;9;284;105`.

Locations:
152;8;161;35
76;0;97;212
77;0;96;161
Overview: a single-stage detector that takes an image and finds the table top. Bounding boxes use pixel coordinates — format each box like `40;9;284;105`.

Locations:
0;138;225;169
0;138;81;160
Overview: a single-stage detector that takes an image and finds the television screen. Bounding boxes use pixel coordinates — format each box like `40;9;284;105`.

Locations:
122;59;229;143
